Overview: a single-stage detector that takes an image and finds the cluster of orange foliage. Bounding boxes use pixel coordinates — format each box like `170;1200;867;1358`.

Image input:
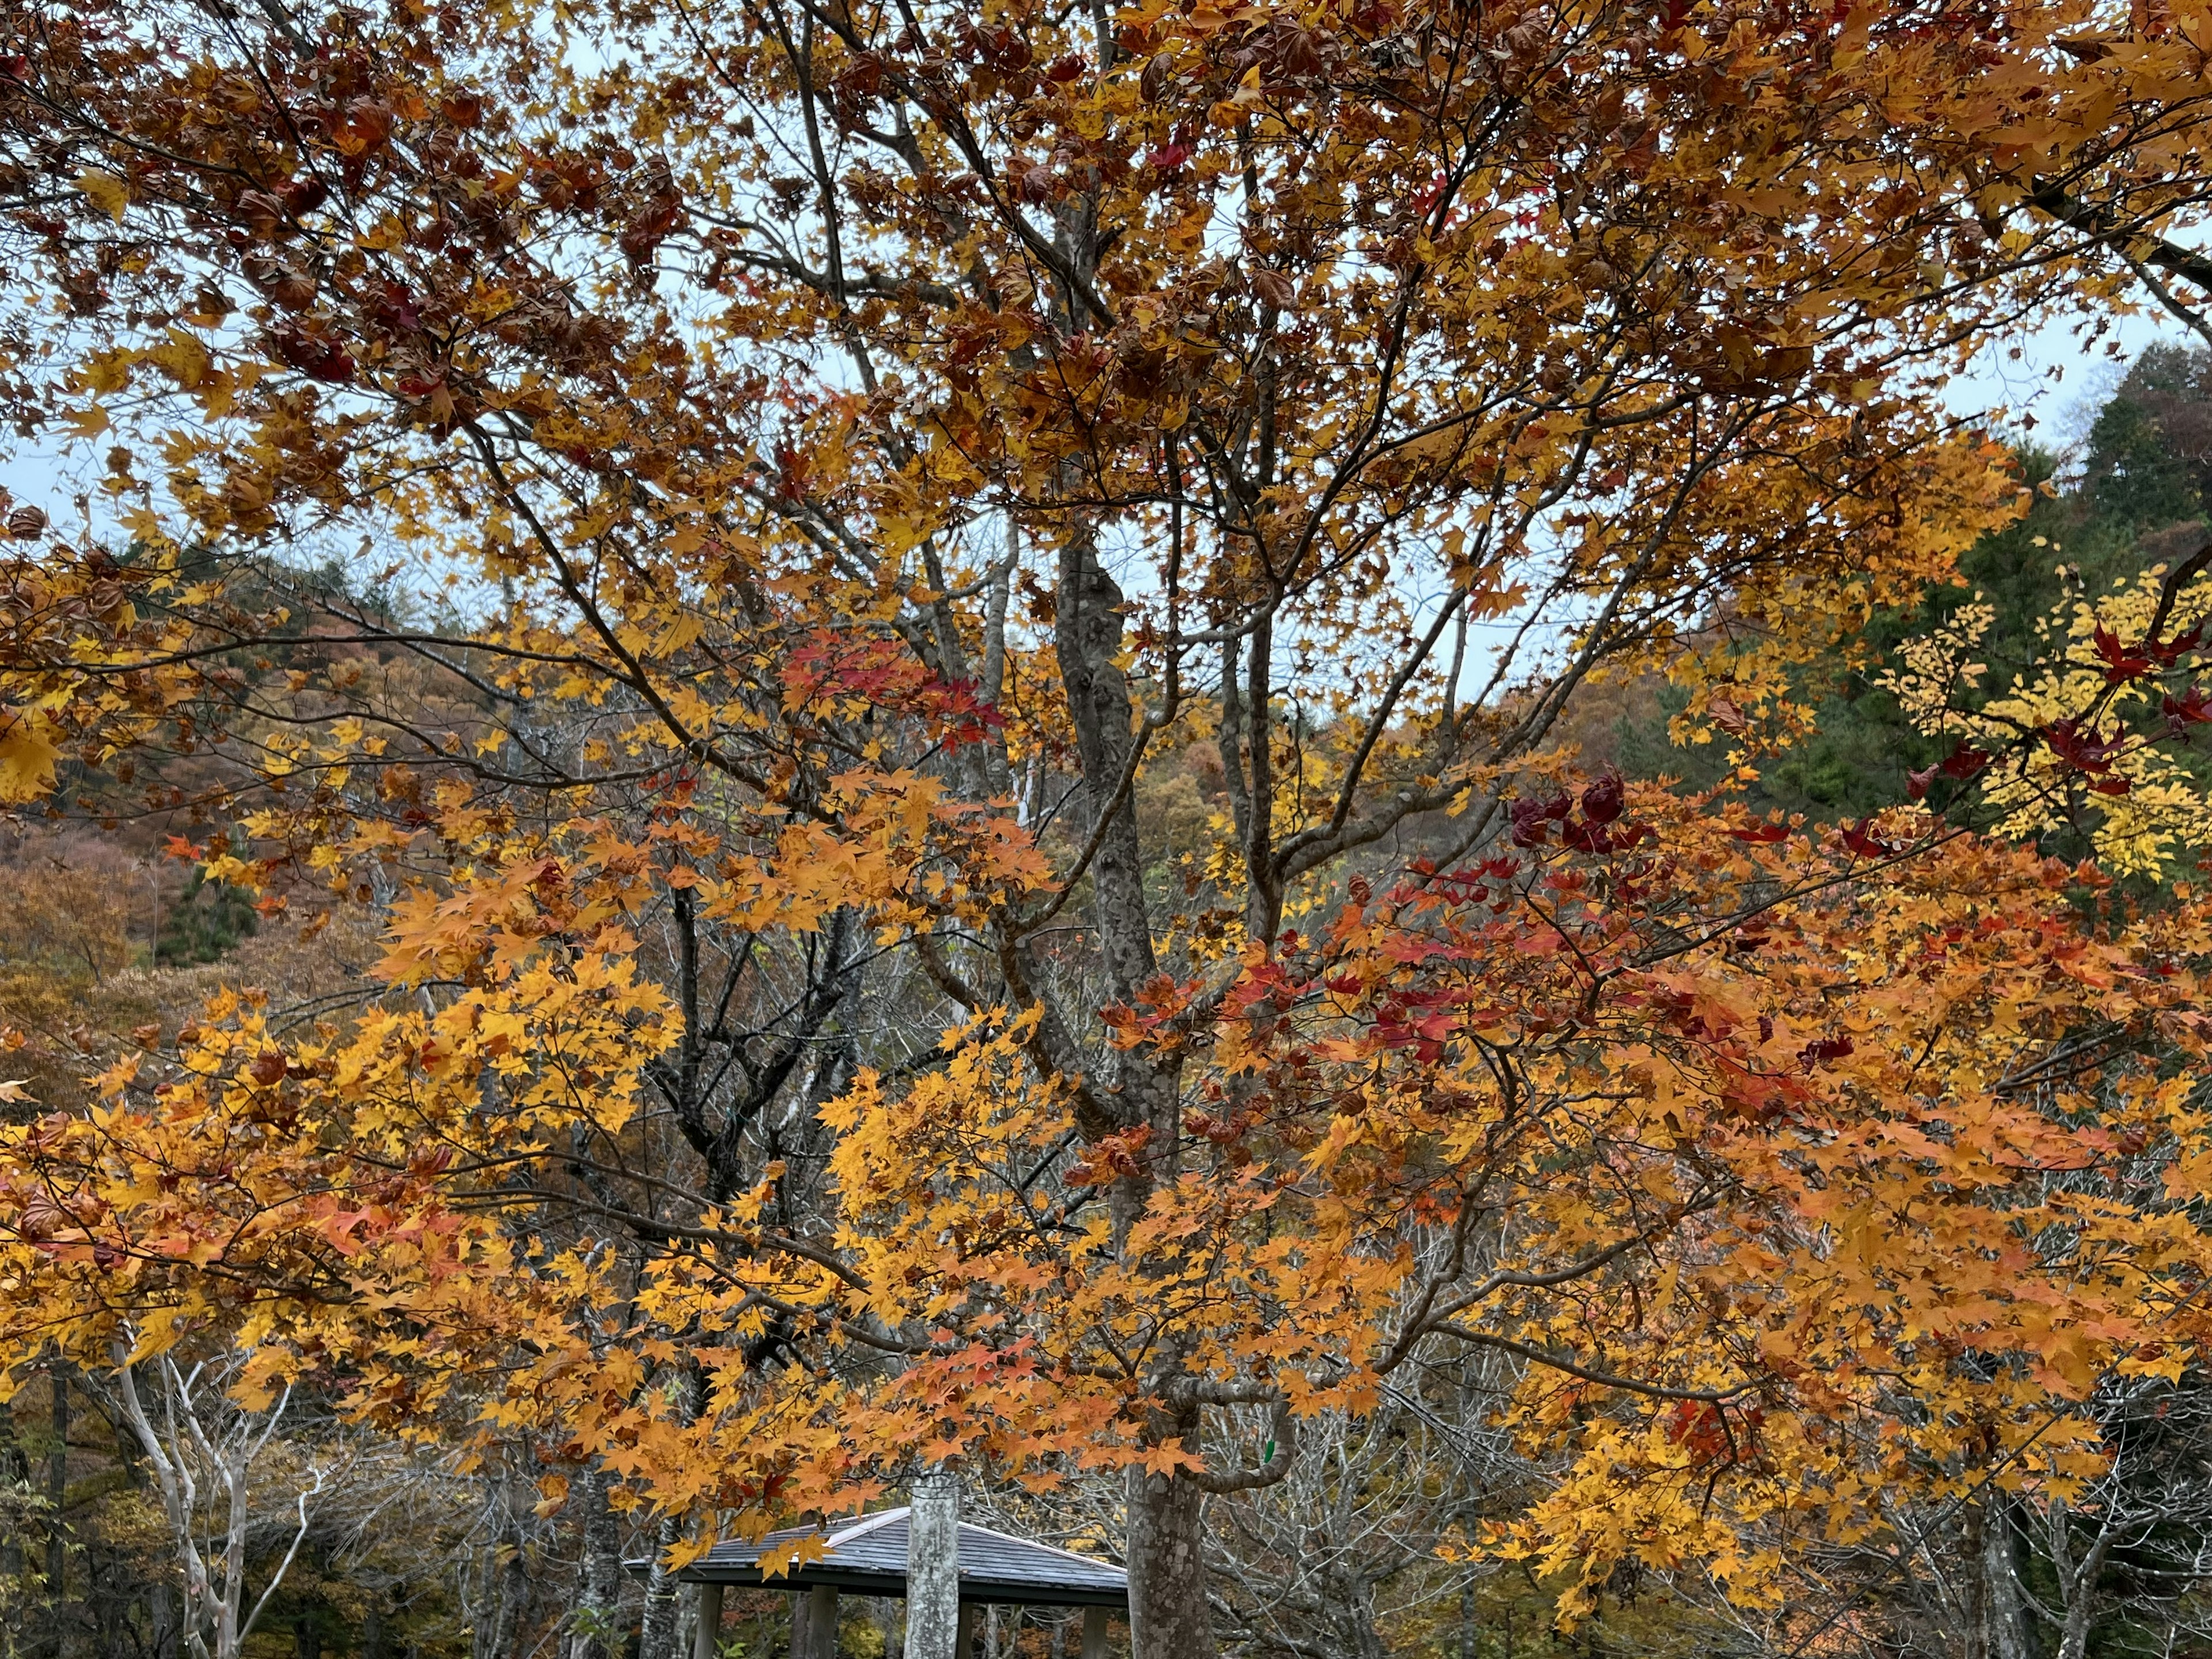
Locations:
5;0;2212;1650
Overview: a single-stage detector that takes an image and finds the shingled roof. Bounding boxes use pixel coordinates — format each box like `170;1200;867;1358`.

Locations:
658;1508;1128;1608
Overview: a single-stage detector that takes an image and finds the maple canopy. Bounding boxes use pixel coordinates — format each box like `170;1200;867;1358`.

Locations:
8;0;2212;1651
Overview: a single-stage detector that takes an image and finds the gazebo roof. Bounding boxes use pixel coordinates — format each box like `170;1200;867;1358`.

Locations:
653;1507;1128;1608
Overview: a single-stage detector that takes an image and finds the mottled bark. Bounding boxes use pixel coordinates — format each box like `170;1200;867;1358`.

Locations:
1052;531;1214;1659
563;1464;626;1659
907;1471;961;1659
1126;1450;1215;1659
474;1518;529;1659
1052;532;1161;1024
638;1514;684;1659
1961;1495;2033;1659
1984;1497;2033;1659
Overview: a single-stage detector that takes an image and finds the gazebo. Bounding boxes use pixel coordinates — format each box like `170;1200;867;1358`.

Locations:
658;1505;1128;1659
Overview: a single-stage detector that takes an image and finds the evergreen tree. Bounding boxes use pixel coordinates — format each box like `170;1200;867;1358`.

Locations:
1622;350;2212;845
154;870;258;967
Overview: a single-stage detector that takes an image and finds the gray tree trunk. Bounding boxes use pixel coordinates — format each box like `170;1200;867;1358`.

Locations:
564;1465;626;1659
470;1474;530;1659
638;1514;683;1659
480;1536;528;1659
44;1372;65;1635
907;1471;961;1659
1984;1497;2033;1659
1961;1495;2033;1659
1126;1456;1213;1659
1053;531;1208;1659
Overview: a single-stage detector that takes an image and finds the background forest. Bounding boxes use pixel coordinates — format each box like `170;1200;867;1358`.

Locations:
7;353;2212;1659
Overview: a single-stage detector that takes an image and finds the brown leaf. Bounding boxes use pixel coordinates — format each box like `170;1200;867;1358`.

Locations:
1251;267;1300;310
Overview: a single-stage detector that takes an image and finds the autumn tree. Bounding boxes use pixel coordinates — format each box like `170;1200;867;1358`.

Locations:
11;1;2212;1654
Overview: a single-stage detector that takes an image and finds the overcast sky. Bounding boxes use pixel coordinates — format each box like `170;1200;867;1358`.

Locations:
1945;305;2186;451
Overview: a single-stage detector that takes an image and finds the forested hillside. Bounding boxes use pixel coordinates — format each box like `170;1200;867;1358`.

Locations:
1608;347;2212;851
9;2;2212;1658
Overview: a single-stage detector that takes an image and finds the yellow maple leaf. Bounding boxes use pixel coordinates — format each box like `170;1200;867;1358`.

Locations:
77;169;130;221
756;1532;829;1581
0;707;60;802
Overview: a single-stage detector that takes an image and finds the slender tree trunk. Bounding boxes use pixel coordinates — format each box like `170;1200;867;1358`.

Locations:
474;1478;531;1659
564;1465;624;1659
1986;1496;2032;1659
43;1372;66;1658
2050;1494;2120;1659
1964;1495;2031;1659
150;1581;180;1659
638;1515;683;1659
0;1404;25;1594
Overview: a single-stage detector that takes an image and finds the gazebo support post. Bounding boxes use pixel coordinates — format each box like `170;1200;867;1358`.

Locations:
788;1583;838;1658
692;1582;724;1659
806;1584;838;1658
956;1603;975;1657
1080;1606;1107;1659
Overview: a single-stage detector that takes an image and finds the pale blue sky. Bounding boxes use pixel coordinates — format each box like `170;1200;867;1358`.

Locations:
1943;305;2184;450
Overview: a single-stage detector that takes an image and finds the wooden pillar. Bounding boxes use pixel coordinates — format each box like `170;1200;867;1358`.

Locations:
907;1470;960;1659
955;1604;976;1658
1080;1608;1108;1659
790;1584;839;1658
692;1584;724;1659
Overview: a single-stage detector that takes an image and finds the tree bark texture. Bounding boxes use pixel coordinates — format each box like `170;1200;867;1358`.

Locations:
907;1470;960;1659
1054;532;1210;1659
638;1514;684;1659
1127;1459;1215;1659
563;1464;625;1659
